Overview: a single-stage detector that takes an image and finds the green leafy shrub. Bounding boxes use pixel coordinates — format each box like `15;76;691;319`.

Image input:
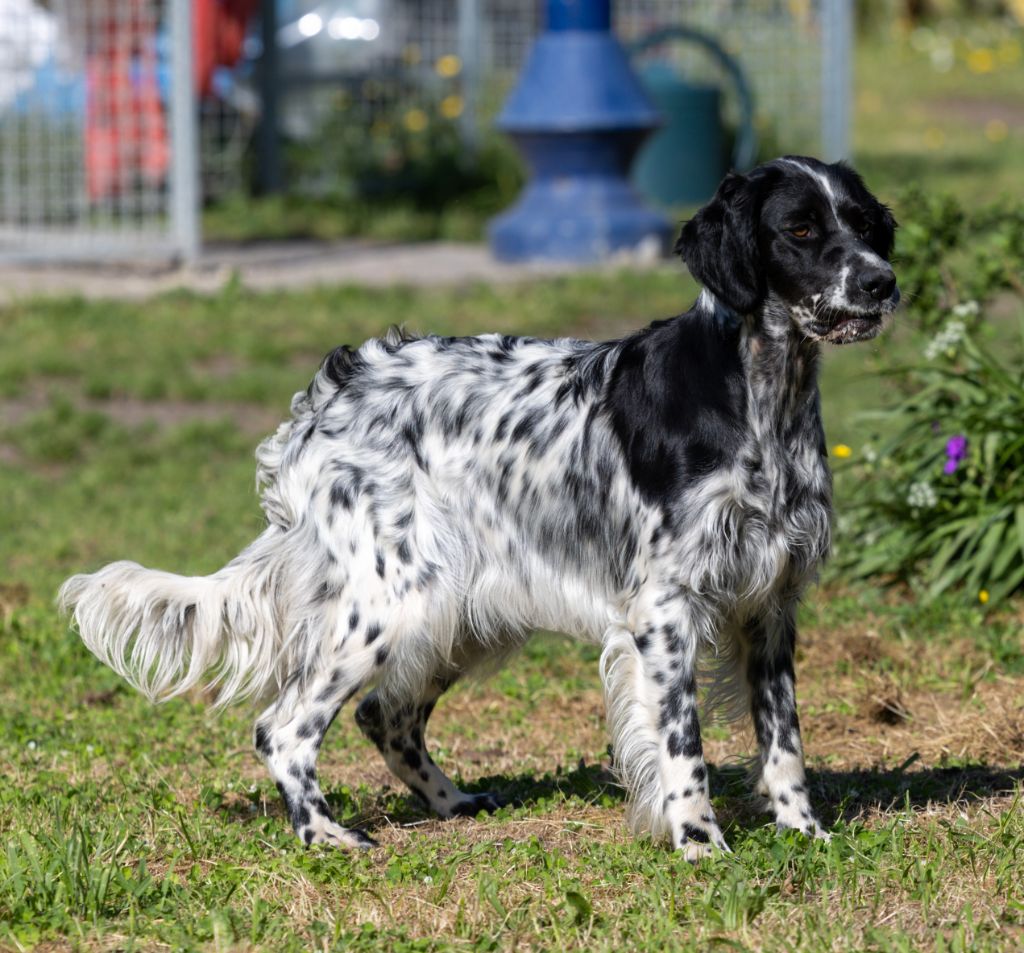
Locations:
287;91;522;217
892;189;1024;331
832;189;1024;605
834;309;1024;605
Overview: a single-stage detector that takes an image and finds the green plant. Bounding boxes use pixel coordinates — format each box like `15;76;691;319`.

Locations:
206;79;524;244
890;190;1024;331
283;68;523;227
832;185;1024;604
834;311;1024;604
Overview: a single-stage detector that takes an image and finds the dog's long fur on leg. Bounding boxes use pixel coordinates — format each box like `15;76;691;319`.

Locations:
61;156;899;858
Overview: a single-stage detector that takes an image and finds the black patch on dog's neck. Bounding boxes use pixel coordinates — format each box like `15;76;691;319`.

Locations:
606;293;827;510
605;305;748;508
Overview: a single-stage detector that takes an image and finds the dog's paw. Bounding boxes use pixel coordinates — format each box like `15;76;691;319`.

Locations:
676;821;731;863
775;814;830;842
447;791;507;818
301;819;378;849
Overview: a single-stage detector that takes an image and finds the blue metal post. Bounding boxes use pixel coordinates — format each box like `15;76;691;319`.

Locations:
488;0;671;263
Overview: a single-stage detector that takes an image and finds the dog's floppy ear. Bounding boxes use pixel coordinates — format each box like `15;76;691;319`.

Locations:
674;172;764;315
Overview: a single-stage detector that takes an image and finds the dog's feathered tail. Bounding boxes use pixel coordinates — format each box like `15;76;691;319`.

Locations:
59;343;362;709
59;528;286;707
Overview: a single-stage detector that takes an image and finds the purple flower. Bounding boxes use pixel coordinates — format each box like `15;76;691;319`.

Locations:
944;434;967;474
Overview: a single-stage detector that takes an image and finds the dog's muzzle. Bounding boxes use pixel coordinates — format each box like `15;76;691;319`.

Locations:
825;283;900;344
807;262;900;345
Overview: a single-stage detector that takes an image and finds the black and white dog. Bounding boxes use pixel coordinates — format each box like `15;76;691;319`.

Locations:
61;156;898;860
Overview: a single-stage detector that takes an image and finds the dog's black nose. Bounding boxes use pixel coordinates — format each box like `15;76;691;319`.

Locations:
858;266;897;302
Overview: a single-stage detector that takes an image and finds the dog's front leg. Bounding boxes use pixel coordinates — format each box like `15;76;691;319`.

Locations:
746;609;829;840
635;600;730;861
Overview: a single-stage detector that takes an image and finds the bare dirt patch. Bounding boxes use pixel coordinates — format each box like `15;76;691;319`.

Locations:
928;94;1024;127
0;379;280;438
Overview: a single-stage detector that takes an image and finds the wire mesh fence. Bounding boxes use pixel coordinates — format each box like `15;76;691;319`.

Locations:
0;0;198;261
0;0;849;261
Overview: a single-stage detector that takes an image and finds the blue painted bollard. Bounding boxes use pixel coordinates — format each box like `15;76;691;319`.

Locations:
488;0;671;263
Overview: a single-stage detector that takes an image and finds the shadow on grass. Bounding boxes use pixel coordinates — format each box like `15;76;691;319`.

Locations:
348;759;624;831
323;758;1023;834
812;761;1024;824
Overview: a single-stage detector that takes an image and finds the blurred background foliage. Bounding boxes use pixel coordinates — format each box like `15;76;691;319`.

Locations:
204;5;1024;242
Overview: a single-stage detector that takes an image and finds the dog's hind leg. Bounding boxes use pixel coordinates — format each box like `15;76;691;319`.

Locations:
254;649;382;849
745;607;829;840
355;661;506;819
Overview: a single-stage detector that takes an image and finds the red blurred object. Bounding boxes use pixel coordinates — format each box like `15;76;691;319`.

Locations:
86;0;258;201
195;0;259;97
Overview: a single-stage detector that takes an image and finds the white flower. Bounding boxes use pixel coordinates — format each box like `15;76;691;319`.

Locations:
27;740;37;750
924;318;967;360
907;481;938;509
951;300;979;319
862;444;878;464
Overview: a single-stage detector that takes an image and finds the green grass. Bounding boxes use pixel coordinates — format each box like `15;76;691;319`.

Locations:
854;24;1024;203
2;275;1023;952
4;21;1024;952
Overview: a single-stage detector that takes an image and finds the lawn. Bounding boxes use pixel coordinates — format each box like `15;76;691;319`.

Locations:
3;22;1024;953
3;277;1023;952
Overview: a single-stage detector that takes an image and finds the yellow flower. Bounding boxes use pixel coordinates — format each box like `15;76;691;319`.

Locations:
440;95;464;119
787;0;810;23
832;444;852;459
978;589;990;604
985;119;1009;143
923;127;946;150
966;48;995;73
403;109;428;133
436;54;462;78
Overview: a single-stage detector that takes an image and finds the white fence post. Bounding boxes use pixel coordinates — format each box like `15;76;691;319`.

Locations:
457;0;482;151
820;0;853;162
169;0;201;262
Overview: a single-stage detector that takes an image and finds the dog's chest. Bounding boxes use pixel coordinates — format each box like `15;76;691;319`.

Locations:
674;397;831;605
744;431;830;574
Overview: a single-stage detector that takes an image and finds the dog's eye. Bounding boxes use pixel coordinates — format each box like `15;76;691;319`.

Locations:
789;226;812;239
849;219;872;239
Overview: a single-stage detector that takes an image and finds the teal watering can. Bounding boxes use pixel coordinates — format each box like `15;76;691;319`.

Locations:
630;26;757;206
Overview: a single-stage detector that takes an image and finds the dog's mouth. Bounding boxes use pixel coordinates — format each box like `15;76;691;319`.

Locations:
824;313;884;344
807;289;900;346
804;312;883;344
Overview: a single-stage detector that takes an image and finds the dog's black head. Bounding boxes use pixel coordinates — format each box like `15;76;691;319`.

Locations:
676;156;899;344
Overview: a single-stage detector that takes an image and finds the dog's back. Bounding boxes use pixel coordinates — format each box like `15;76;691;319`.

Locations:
62;328;636;710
